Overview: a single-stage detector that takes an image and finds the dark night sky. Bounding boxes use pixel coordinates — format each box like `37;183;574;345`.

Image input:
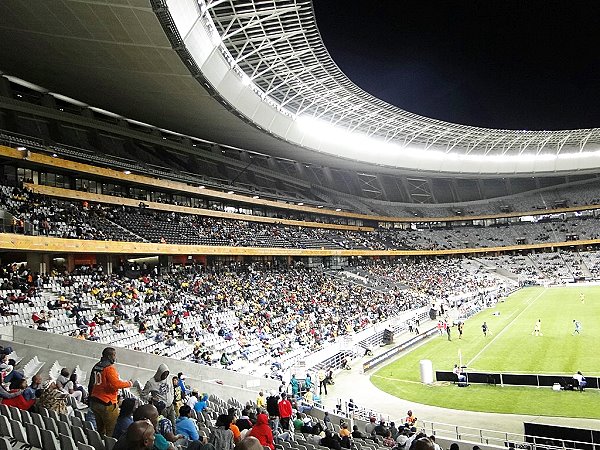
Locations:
312;1;600;131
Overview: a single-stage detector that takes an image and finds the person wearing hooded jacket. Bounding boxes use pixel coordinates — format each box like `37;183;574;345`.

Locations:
142;363;175;426
248;413;274;450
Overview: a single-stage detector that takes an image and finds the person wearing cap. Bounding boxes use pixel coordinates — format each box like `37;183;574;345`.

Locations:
88;347;133;436
278;392;293;431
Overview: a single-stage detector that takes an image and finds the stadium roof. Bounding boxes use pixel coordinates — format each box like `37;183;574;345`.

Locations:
1;0;600;176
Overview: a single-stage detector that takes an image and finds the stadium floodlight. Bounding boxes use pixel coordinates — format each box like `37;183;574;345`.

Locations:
227;190;234;194
199;186;206;189
335;208;341;211
297;202;304;206
17;146;26;151
252;195;259;199
123;170;131;175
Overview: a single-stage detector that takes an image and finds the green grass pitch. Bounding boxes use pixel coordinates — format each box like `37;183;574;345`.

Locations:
371;286;600;418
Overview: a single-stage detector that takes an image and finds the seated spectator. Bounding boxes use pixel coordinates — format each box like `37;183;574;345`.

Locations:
62;372;84;403
374;420;388;437
22;374;42;401
121;403;173;450
36;380;68;415
292;413;304;432
389;422;399;440
194;393;209;414
155;401;184;444
236;409;253;432
228;408;242;443
383;431;395;448
247;413;274;450
412;437;436;450
396;428;409;449
235;436;263;450
365;417;377;435
175;405;200;442
56;368;70;390
0;354;23;384
113;398;137;439
452;365;466;384
220;352;232;368
209;414;235;450
321;430;342;450
119;420;157;450
1;379;33;410
351;425;367;439
339;423;351;438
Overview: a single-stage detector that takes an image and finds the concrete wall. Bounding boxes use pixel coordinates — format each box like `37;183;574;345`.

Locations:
2;326;279;404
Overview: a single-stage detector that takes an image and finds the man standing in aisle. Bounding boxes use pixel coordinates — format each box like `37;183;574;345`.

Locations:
278;392;293;431
88;347;133;436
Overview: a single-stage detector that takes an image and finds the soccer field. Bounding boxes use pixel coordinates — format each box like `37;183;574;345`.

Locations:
371;286;600;418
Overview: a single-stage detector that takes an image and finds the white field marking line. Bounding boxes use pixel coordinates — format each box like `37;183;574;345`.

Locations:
467;288;547;367
371;374;422;385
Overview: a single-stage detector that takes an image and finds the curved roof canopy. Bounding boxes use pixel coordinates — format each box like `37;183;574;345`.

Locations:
162;0;600;174
0;0;599;176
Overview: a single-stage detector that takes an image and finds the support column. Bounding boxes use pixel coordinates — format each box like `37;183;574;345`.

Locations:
158;255;173;274
96;254;119;275
26;253;51;275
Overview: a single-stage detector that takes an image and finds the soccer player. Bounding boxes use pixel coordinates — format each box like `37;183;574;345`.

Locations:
532;319;542;336
481;322;488;337
572;319;582;335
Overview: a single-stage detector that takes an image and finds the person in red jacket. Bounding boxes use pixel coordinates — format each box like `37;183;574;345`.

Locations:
248;413;274;450
278;393;293;431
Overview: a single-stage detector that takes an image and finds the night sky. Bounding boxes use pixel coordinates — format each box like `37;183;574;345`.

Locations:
312;1;600;131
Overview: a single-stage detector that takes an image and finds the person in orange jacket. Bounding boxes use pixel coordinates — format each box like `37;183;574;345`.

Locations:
88;347;133;436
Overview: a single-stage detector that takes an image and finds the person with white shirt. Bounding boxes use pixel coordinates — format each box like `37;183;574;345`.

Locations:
573;371;587;391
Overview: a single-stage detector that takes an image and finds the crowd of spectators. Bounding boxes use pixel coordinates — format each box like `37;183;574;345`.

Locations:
0;339;456;450
3;184;600;251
